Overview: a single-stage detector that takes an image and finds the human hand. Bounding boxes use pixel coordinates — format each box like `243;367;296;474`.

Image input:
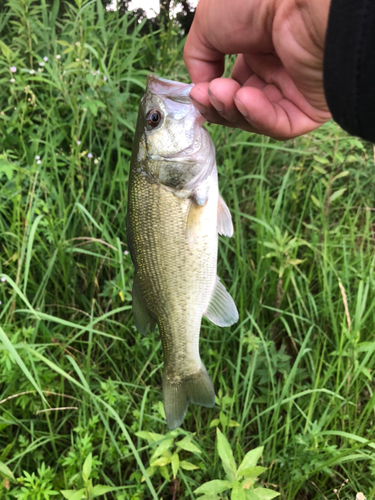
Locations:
184;0;332;140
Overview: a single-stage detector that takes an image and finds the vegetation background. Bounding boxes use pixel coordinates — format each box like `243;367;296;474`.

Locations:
1;0;375;499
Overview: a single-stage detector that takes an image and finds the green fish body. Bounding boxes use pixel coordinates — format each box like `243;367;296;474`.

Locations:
127;75;238;430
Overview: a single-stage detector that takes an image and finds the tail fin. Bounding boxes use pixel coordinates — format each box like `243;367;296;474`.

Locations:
162;366;215;431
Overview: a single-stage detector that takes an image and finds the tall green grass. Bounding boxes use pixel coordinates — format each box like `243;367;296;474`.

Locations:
1;1;375;498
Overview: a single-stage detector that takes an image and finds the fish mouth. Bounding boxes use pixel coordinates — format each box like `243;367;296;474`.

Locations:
147;74;194;104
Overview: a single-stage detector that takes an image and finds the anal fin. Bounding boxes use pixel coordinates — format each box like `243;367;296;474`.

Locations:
204;276;238;327
132;274;156;335
217;195;233;237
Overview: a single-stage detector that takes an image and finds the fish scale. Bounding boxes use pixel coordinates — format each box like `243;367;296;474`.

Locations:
127;75;238;430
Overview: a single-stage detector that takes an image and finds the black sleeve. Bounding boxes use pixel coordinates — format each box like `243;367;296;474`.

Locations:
323;0;375;143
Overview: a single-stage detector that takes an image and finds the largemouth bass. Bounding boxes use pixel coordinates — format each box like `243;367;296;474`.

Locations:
126;75;238;430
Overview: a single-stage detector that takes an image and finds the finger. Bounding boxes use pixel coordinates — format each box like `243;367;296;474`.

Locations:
183;4;225;83
190;82;257;133
208;78;242;123
231;54;255;85
242;52;331;119
234;86;326;139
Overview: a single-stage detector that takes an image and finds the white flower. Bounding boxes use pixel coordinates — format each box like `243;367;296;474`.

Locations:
77;140;81;145
10;66;16;73
94;159;98;164
0;301;2;305
84;59;89;63
36;155;40;160
37;160;41;164
38;61;45;66
75;42;80;46
38;68;43;72
103;75;107;82
56;54;61;59
10;78;15;83
29;69;35;74
43;56;48;61
124;250;129;255
87;153;93;159
1;277;6;282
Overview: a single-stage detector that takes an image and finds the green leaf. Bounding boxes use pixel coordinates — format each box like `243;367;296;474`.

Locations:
141;466;156;483
229;419;240;427
195;480;233;495
86;73;94;85
179;460;199;471
94;99;106;108
0;40;12;58
332;170;350;181
171;452;179;478
0;462;14;480
87;101;98;117
216;428;237;481
196;496;220;500
246;492;260;500
135;431;164;445
237;447;264;474
312;164;327;174
209;418;220;428
253;488;280;499
361;366;372;380
238;466;267;479
329;188;347;202
310;195;321;208
150;438;174;460
159;465;170;481
57;39;71;46
0;160;16;181
242;477;256;490
313;155;330;165
231;482;246;500
150;455;171;467
176;436;201;454
90;485;117;497
82;452;92;482
61;489;85;500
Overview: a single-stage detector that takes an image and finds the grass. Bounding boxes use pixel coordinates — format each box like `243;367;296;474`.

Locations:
1;0;375;499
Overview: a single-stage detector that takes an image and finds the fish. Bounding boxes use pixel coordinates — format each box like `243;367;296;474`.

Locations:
126;74;238;430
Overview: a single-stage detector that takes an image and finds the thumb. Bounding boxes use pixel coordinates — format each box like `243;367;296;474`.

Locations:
183;13;225;83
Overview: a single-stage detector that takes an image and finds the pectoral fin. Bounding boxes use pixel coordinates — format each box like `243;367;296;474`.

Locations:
217;195;233;237
204;276;239;327
186;198;204;246
132;274;156;335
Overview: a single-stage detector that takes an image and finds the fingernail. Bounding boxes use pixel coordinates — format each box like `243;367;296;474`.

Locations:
207;90;224;113
190;96;207;114
234;97;248;117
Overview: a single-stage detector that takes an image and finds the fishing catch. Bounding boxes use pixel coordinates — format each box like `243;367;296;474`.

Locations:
126;75;238;430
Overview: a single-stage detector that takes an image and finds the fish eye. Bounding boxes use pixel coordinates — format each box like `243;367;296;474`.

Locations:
146;109;162;128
